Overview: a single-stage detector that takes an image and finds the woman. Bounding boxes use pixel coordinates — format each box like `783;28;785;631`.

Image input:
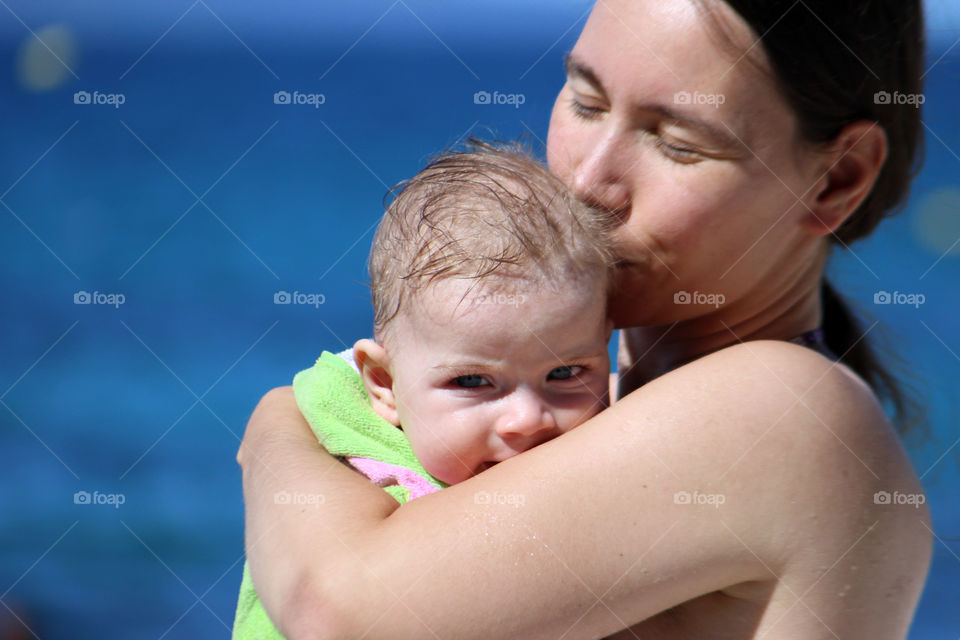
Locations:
238;0;932;638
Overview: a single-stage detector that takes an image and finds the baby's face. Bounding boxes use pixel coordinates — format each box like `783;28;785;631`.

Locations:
385;276;611;485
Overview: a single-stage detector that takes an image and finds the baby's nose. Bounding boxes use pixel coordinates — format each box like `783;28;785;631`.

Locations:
494;390;557;441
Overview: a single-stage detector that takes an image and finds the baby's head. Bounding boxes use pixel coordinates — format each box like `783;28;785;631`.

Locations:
354;142;613;484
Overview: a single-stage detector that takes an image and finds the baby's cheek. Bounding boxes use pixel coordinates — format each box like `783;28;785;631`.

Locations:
416;436;474;486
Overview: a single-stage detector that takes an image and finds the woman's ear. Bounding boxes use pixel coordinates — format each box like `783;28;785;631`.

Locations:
353;339;401;426
801;120;888;236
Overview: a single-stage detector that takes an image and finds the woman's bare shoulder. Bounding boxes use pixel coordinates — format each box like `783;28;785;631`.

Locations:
651;338;891;448
620;339;923;544
613;339;931;637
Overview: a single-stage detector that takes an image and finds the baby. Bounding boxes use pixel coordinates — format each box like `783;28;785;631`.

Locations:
233;142;613;638
351;141;613;486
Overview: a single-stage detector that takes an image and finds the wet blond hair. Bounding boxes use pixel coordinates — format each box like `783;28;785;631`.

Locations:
369;140;612;343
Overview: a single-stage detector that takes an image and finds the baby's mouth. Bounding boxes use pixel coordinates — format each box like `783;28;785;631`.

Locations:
476;461;497;473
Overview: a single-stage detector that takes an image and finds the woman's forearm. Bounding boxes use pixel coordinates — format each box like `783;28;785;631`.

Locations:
238;386;399;635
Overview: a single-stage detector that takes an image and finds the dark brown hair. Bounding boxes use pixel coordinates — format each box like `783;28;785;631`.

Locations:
695;0;926;432
369;140;612;343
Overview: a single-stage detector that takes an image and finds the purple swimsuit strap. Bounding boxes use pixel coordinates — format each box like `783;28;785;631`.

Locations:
788;328;826;346
788;328;837;361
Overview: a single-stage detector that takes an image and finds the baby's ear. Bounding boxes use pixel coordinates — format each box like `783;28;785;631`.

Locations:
353;339;400;426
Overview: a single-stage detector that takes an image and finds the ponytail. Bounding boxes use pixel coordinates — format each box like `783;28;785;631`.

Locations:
821;280;922;435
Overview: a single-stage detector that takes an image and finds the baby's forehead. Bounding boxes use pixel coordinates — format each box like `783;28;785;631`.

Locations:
411;274;543;317
399;270;603;329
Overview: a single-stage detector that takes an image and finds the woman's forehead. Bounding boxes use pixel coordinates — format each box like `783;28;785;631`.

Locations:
574;0;788;141
576;1;765;93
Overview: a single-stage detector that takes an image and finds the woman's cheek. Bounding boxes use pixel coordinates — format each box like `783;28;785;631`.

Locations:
639;170;742;248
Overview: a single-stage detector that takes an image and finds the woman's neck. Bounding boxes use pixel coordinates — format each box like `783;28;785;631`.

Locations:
617;255;826;394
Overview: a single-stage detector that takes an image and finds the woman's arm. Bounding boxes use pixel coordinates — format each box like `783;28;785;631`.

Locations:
237;386;400;636
239;343;919;639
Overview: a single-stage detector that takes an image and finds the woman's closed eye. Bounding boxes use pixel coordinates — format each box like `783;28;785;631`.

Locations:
569;97;604;120
569;94;704;164
653;136;703;164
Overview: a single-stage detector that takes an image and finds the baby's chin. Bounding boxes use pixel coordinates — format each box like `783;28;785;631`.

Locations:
432;461;496;486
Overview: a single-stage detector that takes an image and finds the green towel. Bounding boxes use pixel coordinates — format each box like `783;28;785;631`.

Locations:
232;351;446;639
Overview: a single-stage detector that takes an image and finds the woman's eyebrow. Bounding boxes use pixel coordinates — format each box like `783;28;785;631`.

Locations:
564;54;607;96
645;105;743;150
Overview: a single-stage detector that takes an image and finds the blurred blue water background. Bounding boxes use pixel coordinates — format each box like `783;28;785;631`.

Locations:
0;1;957;638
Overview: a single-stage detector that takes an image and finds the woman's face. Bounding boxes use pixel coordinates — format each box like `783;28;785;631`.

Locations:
548;0;825;329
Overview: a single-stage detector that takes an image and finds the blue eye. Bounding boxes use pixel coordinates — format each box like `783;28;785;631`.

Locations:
548;366;581;381
454;374;488;388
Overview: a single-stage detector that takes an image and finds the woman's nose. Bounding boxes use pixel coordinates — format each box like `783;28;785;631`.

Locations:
571;130;632;217
494;390;557;441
